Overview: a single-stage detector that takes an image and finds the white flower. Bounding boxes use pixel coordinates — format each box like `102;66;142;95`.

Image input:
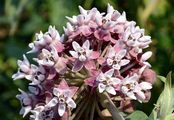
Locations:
27;65;46;85
28;32;45;53
124;22;152;53
45;80;77;116
28;85;43;95
12;55;32;80
30;106;54;120
96;69;121;95
107;48;130;70
16;89;32;117
70;40;92;62
28;26;64;53
121;74;152;102
34;47;59;66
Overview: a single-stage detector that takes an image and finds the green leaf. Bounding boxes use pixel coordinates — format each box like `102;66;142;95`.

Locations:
157;75;166;83
148;72;174;120
125;111;148;120
165;113;174;120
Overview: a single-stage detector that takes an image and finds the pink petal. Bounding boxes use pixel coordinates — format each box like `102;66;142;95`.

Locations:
72;60;84;72
84;77;96;87
55;58;67;74
80;26;92;36
84;60;96;70
97;57;105;65
45;91;53;103
89;51;100;59
142;68;156;84
47;68;57;80
54;42;64;53
58;79;69;90
69;86;78;97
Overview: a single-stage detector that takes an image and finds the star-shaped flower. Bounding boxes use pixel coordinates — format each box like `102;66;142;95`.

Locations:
46;80;78;116
12;55;32;80
28;26;64;53
121;74;152;102
34;47;59;67
16;89;32;117
107;47;130;70
30;106;54;120
96;69;121;95
69;40;99;71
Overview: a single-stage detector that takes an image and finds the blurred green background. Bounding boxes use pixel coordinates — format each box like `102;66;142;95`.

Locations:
0;0;174;119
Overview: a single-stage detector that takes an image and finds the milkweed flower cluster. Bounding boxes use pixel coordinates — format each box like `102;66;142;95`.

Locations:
12;4;156;119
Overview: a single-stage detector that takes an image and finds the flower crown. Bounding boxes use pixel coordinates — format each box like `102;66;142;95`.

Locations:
12;4;156;120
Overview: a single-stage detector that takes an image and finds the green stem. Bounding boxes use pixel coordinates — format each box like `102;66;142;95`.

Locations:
90;95;96;120
95;101;105;120
99;92;125;120
74;97;90;120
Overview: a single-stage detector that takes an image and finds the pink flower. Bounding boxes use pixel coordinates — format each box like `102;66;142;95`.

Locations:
121;74;152;102
12;55;31;80
27;65;46;85
70;40;99;71
34;47;59;67
96;69;121;95
28;26;64;53
13;4;156;119
16;89;32;117
106;47;130;70
124;22;152;54
46;80;78;116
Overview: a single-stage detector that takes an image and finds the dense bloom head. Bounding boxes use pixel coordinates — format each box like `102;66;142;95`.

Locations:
13;4;156;120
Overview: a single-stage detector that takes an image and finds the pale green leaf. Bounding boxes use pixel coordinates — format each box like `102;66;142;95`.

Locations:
126;110;148;120
148;72;174;120
165;113;174;120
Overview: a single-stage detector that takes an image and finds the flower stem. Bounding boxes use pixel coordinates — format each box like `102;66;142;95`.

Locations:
90;94;96;120
99;92;125;120
95;101;105;120
70;98;86;119
120;61;137;74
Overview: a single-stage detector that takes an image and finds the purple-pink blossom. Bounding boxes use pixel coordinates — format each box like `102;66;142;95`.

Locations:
13;4;156;119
